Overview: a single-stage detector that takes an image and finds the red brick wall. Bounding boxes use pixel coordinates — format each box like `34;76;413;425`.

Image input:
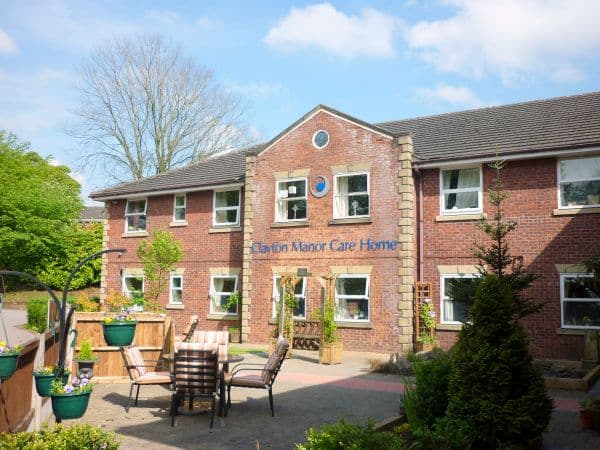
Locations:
247;111;404;352
104;190;243;333
419;158;600;359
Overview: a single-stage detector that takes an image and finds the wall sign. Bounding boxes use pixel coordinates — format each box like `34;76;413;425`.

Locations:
310;175;330;197
251;237;398;255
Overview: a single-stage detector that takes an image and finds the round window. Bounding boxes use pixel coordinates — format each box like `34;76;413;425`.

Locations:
312;130;329;149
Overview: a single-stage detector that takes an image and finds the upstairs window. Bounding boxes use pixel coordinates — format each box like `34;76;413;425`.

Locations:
276;178;307;222
213;190;240;226
334;173;370;218
335;275;369;322
209;275;238;315
272;275;307;319
125;199;147;232
440;167;482;214
561;274;600;328
558;156;600;208
173;194;186;222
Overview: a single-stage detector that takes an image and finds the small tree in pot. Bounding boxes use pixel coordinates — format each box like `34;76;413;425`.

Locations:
320;296;342;365
76;338;96;379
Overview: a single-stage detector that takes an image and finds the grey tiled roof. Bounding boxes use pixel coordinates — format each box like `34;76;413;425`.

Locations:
90;146;265;199
377;91;600;162
79;206;107;222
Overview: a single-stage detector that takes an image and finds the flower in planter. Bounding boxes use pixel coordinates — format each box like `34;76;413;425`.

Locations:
0;340;22;356
34;365;70;376
103;312;136;324
50;377;92;396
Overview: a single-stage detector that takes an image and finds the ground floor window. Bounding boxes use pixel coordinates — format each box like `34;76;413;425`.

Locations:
122;274;144;299
561;273;600;328
335;275;369;321
440;274;477;324
210;275;238;315
272;276;306;319
170;274;183;305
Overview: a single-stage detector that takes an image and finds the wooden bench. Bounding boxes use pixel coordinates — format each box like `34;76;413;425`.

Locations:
293;320;321;350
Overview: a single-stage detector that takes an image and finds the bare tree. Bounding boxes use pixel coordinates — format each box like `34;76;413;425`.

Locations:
69;34;249;180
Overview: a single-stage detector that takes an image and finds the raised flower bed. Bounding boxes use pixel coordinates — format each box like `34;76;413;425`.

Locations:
102;313;137;346
50;377;93;420
0;341;22;380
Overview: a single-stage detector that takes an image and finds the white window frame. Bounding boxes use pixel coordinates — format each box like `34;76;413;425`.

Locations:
275;177;308;222
560;273;600;329
209;274;239;316
334;274;370;322
271;275;307;319
213;189;241;227
333;172;370;219
557;156;600;209
439;165;483;215
173;194;186;222
124;198;147;233
440;274;477;325
122;274;144;299
169;274;183;305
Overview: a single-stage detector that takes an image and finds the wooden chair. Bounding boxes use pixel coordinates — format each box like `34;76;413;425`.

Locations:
225;337;289;417
170;344;219;428
121;346;172;412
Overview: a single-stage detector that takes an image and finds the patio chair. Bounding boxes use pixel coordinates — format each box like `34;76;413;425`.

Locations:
225;336;289;417
121;346;172;413
190;330;229;362
170;344;219;428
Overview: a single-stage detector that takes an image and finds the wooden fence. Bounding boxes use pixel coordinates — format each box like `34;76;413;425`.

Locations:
71;312;172;380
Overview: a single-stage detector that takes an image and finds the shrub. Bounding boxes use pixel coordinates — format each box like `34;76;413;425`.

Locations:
446;276;553;449
0;423;119;449
105;290;131;312
412;351;452;428
296;419;404;450
409;417;472;450
26;297;48;333
73;293;100;312
78;338;95;361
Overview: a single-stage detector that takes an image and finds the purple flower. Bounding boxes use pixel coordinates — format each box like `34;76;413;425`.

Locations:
65;385;73;394
81;377;89;386
0;347;4;354
72;377;80;387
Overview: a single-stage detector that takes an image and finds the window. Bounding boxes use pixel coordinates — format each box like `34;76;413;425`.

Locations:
558;156;600;208
125;199;147;232
272;276;307;319
335;275;369;321
173;194;186;222
209;275;238;315
170;274;183;304
122;274;144;298
561;274;600;328
213;190;240;226
440;275;477;324
440;167;482;214
334;173;370;218
275;178;307;222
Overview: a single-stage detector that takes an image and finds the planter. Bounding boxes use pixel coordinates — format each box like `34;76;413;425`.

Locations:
580;409;593;430
319;341;343;365
415;342;435;352
51;391;91;420
102;321;137;346
229;331;240;344
34;371;70;397
0;354;19;380
76;360;95;379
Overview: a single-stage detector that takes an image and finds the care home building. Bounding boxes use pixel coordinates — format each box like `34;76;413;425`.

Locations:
90;92;600;360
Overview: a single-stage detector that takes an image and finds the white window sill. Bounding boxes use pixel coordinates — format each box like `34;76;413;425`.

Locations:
207;314;239;321
556;327;600;335
553;207;600;216
335;321;372;329
169;221;188;227
435;213;485;222
270;221;309;228
166;304;184;310
436;323;463;331
329;217;373;225
121;231;148;238
209;226;242;233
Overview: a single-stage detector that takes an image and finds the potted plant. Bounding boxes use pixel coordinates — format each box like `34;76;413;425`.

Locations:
76;338;97;379
228;326;240;343
50;376;93;420
271;286;297;357
129;293;147;312
416;298;437;352
580;398;594;430
319;297;342;365
34;365;71;397
101;312;137;346
0;341;22;380
223;291;241;315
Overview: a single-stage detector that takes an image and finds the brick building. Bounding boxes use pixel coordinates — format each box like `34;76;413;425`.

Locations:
90;92;600;359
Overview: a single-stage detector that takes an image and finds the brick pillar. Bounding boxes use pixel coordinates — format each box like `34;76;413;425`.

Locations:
397;135;415;353
100;215;109;305
241;155;257;342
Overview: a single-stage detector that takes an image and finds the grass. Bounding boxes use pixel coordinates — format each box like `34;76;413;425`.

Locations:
228;346;268;356
3;287;100;309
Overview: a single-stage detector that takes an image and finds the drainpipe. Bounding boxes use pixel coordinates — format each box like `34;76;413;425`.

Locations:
417;168;424;282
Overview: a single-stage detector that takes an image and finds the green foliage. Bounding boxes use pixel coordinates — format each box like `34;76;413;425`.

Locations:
0;423;119;449
0;131;83;282
137;229;183;302
446;275;553;449
409;417;472;450
77;338;95;361
26;297;48;333
223;291;241;313
37;222;103;289
412;352;453;428
322;296;340;344
72;293;100;312
296;419;405;450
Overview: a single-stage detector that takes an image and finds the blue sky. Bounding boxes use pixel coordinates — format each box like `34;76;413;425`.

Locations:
1;0;599;204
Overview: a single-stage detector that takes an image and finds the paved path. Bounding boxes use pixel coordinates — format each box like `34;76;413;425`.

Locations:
0;307;34;346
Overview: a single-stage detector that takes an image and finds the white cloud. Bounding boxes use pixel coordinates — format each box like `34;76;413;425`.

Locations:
405;0;600;83
0;29;17;54
264;3;401;58
416;84;485;108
